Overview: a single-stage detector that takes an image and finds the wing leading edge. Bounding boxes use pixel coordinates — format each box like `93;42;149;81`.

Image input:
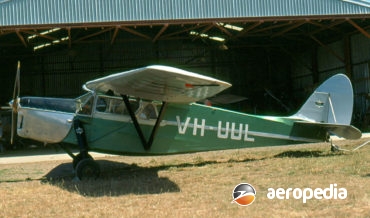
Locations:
84;65;232;103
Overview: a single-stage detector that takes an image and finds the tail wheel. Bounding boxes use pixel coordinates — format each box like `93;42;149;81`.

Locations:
75;158;100;180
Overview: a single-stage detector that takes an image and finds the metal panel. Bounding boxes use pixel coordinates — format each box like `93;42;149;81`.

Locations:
317;40;345;72
352;63;370;116
291;75;314;108
2;0;370;27
351;33;370;64
291;50;313;79
292;75;313;91
318;68;346;81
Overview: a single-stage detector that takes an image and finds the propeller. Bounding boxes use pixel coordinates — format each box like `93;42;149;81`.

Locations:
10;61;21;145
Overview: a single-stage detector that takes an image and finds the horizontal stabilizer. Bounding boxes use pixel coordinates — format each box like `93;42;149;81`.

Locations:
294;121;362;140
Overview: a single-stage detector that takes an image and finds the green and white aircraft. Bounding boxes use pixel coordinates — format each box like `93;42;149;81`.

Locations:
10;63;361;179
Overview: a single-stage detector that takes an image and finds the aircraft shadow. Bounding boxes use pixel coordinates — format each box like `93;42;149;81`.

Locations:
42;160;181;197
42;150;340;197
42;156;260;197
273;150;345;158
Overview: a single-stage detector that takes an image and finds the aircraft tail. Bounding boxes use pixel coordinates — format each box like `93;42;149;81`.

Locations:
292;74;361;139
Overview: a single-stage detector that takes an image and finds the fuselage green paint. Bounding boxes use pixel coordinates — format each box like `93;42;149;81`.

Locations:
63;102;326;155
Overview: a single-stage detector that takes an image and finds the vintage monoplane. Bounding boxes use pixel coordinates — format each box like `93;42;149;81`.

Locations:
9;62;361;179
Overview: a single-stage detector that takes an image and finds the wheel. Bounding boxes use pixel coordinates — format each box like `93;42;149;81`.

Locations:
75;158;100;180
73;153;93;170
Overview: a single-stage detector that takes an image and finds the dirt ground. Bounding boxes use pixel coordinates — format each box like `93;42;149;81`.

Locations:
0;139;369;217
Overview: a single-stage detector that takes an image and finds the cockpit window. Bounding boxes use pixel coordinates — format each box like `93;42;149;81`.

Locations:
95;96;128;114
76;92;94;115
93;95;160;120
139;103;158;119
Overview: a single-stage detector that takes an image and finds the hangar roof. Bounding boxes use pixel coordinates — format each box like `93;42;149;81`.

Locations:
1;0;370;55
1;0;370;27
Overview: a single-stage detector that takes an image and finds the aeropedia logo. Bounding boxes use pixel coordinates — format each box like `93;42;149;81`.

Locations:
232;183;347;206
267;184;347;203
231;183;256;206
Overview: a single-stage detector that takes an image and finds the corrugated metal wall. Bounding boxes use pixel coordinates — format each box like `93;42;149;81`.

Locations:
351;33;370;128
290;50;314;107
17;40;235;98
291;32;370;127
1;0;370;26
317;41;345;80
11;37;292;116
21;54;101;97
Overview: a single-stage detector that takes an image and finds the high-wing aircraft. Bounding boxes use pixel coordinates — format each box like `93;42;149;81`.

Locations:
9;62;361;180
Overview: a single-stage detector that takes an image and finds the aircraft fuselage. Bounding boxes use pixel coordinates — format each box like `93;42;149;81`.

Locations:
15;93;328;155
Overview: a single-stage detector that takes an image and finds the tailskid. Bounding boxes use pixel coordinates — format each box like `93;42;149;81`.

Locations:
330;139;370;152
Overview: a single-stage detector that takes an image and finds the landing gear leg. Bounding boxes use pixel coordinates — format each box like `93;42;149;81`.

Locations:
72;119;100;180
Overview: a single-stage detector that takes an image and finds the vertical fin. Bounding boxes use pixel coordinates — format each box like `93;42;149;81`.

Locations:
293;74;354;125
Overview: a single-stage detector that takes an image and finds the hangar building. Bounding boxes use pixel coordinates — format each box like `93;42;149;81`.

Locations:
1;0;370;128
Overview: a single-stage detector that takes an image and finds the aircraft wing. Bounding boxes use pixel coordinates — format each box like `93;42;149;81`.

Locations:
294;121;362;140
84;65;232;103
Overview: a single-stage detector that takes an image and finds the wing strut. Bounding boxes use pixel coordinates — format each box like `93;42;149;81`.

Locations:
122;95;167;150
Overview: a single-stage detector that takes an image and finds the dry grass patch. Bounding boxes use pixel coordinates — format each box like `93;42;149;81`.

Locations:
0;139;370;217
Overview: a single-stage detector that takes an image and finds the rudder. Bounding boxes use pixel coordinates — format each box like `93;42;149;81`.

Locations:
293;74;354;125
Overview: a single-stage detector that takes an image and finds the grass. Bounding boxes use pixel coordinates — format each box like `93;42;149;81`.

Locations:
0;139;369;217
